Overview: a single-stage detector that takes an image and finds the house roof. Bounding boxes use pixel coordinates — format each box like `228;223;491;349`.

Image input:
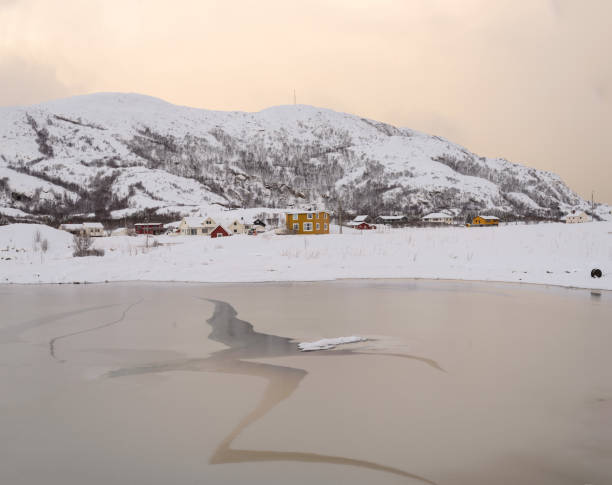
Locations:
378;215;406;220
479;215;499;220
286;210;329;215
423;212;453;220
181;216;207;227
211;223;230;233
83;222;104;229
60;223;83;230
352;215;369;222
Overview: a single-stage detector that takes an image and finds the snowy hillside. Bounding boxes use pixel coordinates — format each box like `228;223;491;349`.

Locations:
0;93;597;220
1;222;610;290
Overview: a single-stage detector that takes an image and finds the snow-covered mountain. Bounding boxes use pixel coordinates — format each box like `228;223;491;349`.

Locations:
0;92;594;221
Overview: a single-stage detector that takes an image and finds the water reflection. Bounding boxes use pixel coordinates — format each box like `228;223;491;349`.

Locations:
109;299;442;483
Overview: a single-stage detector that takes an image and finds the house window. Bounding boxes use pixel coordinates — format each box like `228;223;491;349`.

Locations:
292;214;298;220
307;213;313;219
316;223;320;230
325;213;328;219
234;229;238;233
190;229;197;235
304;222;313;231
293;223;299;231
324;223;328;230
316;213;320;219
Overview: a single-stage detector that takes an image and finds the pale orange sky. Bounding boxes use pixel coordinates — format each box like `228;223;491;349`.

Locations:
1;0;610;202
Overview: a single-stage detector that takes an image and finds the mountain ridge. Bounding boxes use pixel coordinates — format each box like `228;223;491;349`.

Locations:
0;92;597;222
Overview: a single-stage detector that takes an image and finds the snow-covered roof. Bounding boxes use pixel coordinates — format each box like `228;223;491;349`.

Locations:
378;215;405;220
479;215;499;220
83;222;104;229
60;223;83;230
352;215;369;222
181;216;207;227
423;212;453;220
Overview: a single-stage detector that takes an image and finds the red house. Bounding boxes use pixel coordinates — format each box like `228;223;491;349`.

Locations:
135;223;165;235
354;222;376;230
210;225;230;238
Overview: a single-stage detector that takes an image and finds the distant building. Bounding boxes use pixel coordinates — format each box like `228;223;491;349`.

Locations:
561;210;590;224
422;212;454;224
252;218;266;228
59;222;105;237
375;215;408;227
59;223;84;235
210;224;230;238
285;210;330;234
352;222;376;230
251;218;266;233
349;215;371;224
179;216;217;235
134;222;164;235
225;219;246;235
470;215;499;227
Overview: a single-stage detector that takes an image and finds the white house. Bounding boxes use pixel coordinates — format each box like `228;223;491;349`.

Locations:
561;211;590;224
422;212;454;224
179;216;217;235
225;218;247;235
59;222;105;237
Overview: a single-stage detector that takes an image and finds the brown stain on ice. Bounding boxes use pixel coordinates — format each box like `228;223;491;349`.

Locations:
108;298;442;484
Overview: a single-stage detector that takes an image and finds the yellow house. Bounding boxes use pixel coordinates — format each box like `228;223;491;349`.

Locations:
470;215;499;226
285;210;330;234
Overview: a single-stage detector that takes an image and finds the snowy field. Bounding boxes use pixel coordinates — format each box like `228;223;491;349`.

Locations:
0;222;610;290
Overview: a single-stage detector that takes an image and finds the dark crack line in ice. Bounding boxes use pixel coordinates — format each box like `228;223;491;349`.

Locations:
49;298;144;362
0;304;120;344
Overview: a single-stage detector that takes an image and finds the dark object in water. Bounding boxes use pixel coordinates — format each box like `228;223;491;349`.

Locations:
591;268;602;278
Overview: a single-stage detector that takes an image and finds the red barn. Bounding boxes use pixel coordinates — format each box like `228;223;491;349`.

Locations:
135;223;165;235
210;225;230;238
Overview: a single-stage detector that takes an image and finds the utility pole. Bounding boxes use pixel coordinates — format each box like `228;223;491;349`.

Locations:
591;190;595;221
338;201;342;234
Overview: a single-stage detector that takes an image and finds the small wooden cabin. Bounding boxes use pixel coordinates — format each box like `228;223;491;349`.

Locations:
353;222;376;230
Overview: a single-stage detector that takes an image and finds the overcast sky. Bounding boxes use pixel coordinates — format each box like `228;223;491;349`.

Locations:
1;0;610;202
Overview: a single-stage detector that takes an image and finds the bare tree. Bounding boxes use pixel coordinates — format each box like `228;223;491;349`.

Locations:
73;233;93;257
40;238;48;263
33;229;42;252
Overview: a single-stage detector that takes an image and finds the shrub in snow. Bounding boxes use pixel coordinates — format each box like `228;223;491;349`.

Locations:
72;233;104;257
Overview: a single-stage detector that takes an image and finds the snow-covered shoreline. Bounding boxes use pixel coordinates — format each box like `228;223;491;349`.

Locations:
1;222;610;290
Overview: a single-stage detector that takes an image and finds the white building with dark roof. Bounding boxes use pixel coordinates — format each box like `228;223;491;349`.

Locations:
422;212;454;224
